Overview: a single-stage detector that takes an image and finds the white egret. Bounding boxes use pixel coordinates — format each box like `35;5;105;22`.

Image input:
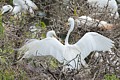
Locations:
13;0;28;13
2;0;38;17
19;30;65;63
75;16;114;30
12;5;22;15
87;0;119;19
19;18;114;69
25;0;38;10
13;0;38;15
1;5;22;16
1;5;13;14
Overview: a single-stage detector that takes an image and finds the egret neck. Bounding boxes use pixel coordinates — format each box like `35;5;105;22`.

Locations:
65;19;74;45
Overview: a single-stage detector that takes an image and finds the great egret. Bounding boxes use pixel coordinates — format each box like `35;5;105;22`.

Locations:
19;18;114;69
13;0;28;13
1;5;13;14
13;0;38;15
1;5;22;15
19;30;65;63
75;16;114;30
25;0;38;10
87;0;119;19
1;0;38;16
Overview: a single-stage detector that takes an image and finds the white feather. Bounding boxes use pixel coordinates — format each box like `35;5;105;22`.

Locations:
12;5;22;15
87;0;119;19
25;0;38;10
13;0;38;15
74;32;114;62
13;0;29;13
19;31;65;63
1;5;13;14
19;18;114;69
75;16;114;29
29;7;34;17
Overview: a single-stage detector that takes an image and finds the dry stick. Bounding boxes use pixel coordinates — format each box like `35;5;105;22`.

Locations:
46;69;58;80
114;47;120;58
13;16;25;64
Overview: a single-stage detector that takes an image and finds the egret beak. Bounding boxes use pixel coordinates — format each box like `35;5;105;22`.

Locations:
53;34;58;39
53;34;63;43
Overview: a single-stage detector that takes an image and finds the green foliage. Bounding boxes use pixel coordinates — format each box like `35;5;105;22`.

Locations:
2;45;14;54
35;21;46;29
0;56;7;65
0;13;4;38
104;74;119;80
0;70;14;80
40;21;46;29
41;33;46;38
49;58;59;68
74;7;78;16
9;0;13;4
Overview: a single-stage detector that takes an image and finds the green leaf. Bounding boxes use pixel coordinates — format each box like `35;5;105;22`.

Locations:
41;33;46;38
0;13;4;38
40;21;46;29
49;58;59;68
104;74;119;80
0;56;7;64
74;7;78;16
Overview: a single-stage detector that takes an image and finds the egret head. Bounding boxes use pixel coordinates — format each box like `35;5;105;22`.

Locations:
46;30;57;38
67;17;75;31
1;5;13;14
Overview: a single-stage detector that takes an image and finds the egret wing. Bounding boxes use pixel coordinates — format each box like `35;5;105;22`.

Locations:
19;38;65;62
13;0;28;11
12;6;22;14
25;0;38;10
74;32;114;59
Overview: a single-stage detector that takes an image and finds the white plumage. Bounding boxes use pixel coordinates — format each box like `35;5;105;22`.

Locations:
1;5;22;16
87;0;119;19
25;0;38;10
1;0;38;17
75;16;114;30
1;5;13;14
12;5;22;15
13;0;38;15
19;31;65;63
13;0;29;12
19;18;114;69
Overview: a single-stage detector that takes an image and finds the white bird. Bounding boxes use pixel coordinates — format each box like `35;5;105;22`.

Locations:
1;5;22;16
19;30;65;62
19;17;114;69
12;5;22;15
1;5;13;14
13;0;38;15
13;0;28;13
75;16;114;30
87;0;119;19
25;0;38;10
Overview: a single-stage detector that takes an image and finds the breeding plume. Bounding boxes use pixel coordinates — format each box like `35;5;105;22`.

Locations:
19;18;114;69
75;16;114;30
87;0;119;19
